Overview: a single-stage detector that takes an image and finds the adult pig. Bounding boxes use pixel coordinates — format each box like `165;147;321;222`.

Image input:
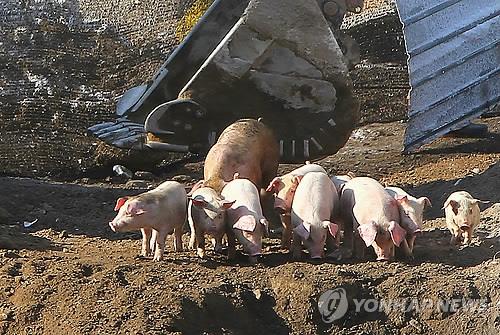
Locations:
221;177;269;262
443;191;487;245
340;177;407;261
290;171;339;259
266;163;326;248
203;118;279;194
109;181;187;261
188;187;235;258
386;186;431;252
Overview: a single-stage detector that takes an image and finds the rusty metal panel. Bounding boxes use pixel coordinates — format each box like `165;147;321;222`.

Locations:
395;0;500;152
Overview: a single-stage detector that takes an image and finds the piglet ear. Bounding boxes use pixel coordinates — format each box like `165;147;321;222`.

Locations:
388;221;406;247
127;202;146;216
322;220;339;237
358;222;377;247
187;180;205;196
293;221;311;240
233;215;257;232
442;199;459;215
292;175;303;186
191;195;207;208
114;197;129;211
419;197;432;208
221;200;236;210
266;177;282;193
395;195;409;204
472;198;489;206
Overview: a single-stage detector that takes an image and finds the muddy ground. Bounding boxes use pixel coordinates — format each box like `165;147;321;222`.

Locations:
1;117;499;335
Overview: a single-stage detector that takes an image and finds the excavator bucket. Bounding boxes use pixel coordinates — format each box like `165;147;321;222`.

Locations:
395;0;500;152
88;0;360;163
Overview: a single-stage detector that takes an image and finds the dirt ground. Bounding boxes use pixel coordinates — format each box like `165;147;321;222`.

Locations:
1;117;499;335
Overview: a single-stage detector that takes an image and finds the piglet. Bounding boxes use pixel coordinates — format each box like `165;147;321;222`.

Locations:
188;187;235;258
443;191;488;245
221;178;268;263
290;172;339;259
266;163;327;248
386;186;431;253
340;177;407;261
109;181;187;261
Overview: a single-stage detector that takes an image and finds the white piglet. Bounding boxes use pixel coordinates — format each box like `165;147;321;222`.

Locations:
386;186;431;253
109;181;187;261
221;178;269;262
188;187;235;258
291;171;339;259
443;191;488;245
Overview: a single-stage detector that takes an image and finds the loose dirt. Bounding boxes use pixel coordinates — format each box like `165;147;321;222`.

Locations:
1;117;499;335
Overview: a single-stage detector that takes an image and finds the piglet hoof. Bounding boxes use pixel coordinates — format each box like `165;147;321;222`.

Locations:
153;255;163;262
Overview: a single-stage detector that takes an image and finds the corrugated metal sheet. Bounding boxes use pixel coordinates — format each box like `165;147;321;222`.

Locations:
395;0;500;153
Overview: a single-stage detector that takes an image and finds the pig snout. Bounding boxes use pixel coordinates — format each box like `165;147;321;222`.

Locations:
372;241;394;261
240;230;262;256
109;221;118;232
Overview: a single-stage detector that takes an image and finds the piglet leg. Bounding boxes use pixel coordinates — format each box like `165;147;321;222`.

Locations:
226;228;237;260
153;229;168;261
195;229;206;259
281;214;292;250
141;228;153;257
173;227;183;252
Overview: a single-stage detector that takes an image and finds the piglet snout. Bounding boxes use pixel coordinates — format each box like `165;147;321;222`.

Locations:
109;221;117;232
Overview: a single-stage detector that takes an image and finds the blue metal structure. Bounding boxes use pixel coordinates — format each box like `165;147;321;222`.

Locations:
396;0;500;152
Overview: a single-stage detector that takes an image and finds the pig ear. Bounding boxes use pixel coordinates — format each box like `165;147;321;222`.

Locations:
395;195;409;204
188;180;205;196
471;199;489;206
346;171;356;179
266;177;282;193
305;160;311;165
292;175;303;186
114;197;129;211
221;200;236;209
418;197;432;208
443;199;459;215
126;202;146;216
322;221;339;237
357;222;377;247
191;195;207;208
388;221;406;247
293;221;311;240
233;215;257;232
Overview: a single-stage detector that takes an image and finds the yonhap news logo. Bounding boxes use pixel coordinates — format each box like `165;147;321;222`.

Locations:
317;288;349;322
318;287;495;323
